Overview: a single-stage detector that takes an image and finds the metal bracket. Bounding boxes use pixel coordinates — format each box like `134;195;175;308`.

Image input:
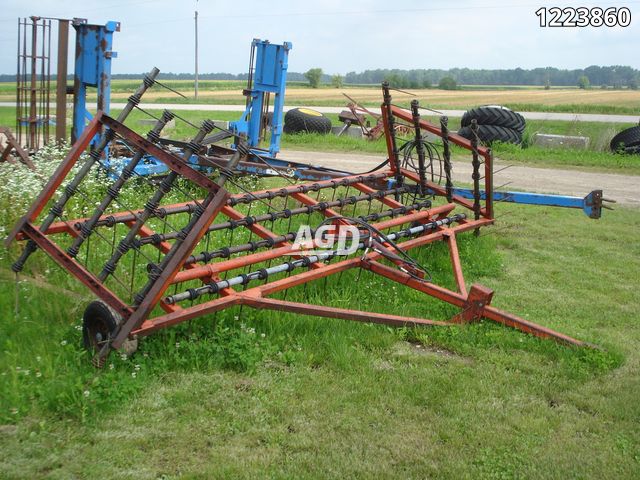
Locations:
452;284;494;323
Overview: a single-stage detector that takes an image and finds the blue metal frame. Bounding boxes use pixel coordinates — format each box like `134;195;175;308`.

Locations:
429;186;605;219
113;39;292;178
71;19;119;144
229;39;291;157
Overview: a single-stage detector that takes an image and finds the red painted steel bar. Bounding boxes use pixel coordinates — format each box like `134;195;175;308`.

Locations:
239;296;452;328
20;222;133;317
5;113;103;246
101;115;220;192
365;259;586;346
111;189;230;349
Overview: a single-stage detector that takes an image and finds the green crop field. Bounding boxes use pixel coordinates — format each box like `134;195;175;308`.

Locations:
0;86;639;478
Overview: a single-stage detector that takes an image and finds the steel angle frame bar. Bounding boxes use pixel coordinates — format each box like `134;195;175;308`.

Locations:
0;127;34;170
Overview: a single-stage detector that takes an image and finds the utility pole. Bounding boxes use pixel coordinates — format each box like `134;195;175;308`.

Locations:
194;5;198;99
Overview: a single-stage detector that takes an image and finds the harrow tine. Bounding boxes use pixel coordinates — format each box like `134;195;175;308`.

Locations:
10;68;161;273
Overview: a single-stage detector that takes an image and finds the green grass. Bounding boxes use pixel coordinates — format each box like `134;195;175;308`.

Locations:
0;147;638;478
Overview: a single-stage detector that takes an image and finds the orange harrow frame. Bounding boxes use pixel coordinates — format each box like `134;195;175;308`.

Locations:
6;84;588;364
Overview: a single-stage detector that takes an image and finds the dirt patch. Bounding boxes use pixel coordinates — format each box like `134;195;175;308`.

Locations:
280;149;640;207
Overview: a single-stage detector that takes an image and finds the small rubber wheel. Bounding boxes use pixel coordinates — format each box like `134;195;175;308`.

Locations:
82;301;121;354
283;108;332;134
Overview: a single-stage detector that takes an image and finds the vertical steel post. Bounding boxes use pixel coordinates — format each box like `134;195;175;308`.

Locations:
55;20;69;143
71;20;119;144
194;9;198;99
16;18;22;145
28;17;38;150
44;19;51;144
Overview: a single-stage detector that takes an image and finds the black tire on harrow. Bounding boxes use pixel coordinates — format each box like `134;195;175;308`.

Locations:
458;124;522;145
610;125;640;153
82;300;121;353
461;106;526;133
283;108;332;134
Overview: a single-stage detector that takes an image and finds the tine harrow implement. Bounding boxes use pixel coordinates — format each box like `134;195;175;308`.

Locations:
6;81;590;365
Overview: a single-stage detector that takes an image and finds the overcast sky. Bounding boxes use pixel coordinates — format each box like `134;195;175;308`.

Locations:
1;0;639;75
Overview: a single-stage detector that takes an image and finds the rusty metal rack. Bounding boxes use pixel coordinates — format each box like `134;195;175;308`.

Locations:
16;16;52;152
6;81;589;365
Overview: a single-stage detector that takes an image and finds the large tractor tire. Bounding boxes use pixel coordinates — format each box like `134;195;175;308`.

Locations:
610;125;640;153
458;124;522;145
461;106;526;133
284;108;332;134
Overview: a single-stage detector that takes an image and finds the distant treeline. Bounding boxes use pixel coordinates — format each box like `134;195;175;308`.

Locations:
0;66;637;87
343;66;640;88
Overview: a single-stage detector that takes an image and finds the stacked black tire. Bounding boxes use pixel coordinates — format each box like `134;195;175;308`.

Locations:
458;106;525;145
283;108;332;134
610;126;640;155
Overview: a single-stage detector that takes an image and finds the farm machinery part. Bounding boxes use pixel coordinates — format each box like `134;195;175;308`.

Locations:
0;127;34;170
116;39;292;179
11;16;120;154
6;80;594;366
337;93;411;140
71;19;120;146
15;16;52;152
230;39;291;158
